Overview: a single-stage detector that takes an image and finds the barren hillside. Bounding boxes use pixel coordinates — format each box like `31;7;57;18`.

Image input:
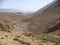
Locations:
0;12;58;45
26;0;60;34
0;0;60;45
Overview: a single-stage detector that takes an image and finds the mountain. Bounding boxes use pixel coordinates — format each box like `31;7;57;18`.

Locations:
0;9;26;13
0;0;60;45
26;0;60;34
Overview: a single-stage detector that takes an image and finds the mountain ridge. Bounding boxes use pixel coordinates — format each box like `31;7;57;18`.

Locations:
26;0;60;34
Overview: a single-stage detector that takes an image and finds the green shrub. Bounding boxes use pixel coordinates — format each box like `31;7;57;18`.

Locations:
16;36;20;38
42;37;47;41
13;38;19;41
13;38;31;45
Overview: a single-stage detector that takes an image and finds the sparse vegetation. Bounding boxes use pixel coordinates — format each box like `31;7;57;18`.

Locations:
24;32;32;36
19;40;31;45
1;37;4;39
16;36;20;38
7;31;11;33
0;0;60;45
58;32;60;35
13;38;19;41
13;38;31;45
5;35;8;38
42;37;47;41
54;38;60;45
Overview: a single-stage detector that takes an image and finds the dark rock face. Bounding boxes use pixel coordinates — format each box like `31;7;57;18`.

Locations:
27;0;60;34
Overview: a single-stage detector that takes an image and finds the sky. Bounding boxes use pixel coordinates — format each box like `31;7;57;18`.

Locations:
0;0;54;12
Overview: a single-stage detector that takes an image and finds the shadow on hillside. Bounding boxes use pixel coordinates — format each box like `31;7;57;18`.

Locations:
47;23;60;33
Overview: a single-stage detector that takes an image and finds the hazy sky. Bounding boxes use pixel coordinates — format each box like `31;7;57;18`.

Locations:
0;0;54;12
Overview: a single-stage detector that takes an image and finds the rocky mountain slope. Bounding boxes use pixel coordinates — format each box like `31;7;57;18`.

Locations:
0;12;59;45
0;0;60;45
26;0;60;34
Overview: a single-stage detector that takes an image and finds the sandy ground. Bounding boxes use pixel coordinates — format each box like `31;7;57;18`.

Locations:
0;31;55;45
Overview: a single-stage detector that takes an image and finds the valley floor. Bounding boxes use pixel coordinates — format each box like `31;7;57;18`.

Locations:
0;15;60;45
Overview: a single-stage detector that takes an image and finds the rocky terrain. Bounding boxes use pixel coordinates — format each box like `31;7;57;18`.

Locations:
26;0;60;34
0;0;60;45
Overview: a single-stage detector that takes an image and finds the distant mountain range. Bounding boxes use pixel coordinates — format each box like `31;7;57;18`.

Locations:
0;9;26;13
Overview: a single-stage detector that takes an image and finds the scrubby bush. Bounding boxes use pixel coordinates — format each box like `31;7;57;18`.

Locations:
13;38;31;45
